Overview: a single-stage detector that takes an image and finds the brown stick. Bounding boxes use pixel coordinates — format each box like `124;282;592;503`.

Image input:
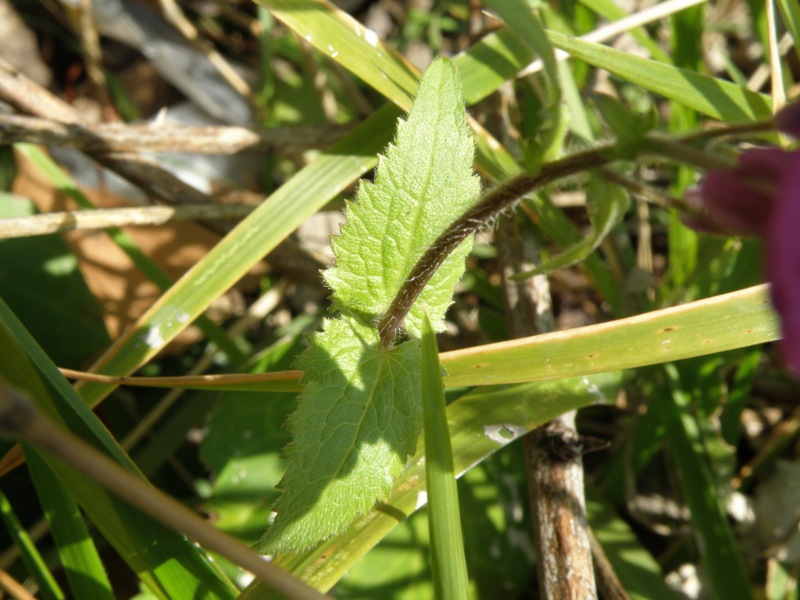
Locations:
0;59;210;205
0;204;254;238
496;210;598;599
0;114;353;155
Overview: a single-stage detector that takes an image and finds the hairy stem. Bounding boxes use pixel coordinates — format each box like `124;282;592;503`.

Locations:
378;131;747;347
378;144;615;346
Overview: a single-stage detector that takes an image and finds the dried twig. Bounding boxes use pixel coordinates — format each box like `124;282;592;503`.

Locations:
0;114;353;155
75;0;113;110
0;58;234;215
0;204;255;239
497;211;598;599
0;567;37;600
158;0;255;109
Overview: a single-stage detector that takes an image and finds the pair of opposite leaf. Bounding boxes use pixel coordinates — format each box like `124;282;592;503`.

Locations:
260;58;480;552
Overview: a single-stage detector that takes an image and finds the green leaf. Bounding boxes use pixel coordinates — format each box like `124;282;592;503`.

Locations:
261;318;422;551
516;178;629;277
442;285;777;388
654;364;753;600
0;298;238;600
420;312;469;600
0;485;65;600
483;0;566;162
257;0;419;110
241;373;622;598
262;57;478;552
776;0;800;64
25;450;115;600
484;0;559;104
547;29;772;123
325;58;479;335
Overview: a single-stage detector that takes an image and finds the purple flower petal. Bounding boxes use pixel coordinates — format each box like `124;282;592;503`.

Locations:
697;168;773;236
766;152;800;373
775;101;800;139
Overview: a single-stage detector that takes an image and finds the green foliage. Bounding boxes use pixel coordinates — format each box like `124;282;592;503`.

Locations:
516;178;629;277
261;58;479;552
0;194;109;368
3;1;797;597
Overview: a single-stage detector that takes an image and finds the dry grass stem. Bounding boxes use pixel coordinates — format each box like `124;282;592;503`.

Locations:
0;204;255;239
0;114;353;155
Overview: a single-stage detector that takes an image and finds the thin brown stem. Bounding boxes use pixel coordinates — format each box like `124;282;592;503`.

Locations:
378;131;750;347
599;168;693;213
678;119;775;144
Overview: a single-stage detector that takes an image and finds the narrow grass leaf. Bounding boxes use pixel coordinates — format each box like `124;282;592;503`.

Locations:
420;312;469;600
112;284;778;394
25;449;115;600
776;0;800;63
654;364;753;600
0;299;238;600
441;285;778;387
256;0;418;109
547;29;772;122
484;0;559;103
575;0;670;62
0;486;64;600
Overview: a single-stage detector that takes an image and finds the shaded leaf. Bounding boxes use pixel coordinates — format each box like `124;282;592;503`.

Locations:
261;318;422;551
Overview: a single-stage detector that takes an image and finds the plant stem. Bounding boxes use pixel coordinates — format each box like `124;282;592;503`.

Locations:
378;144;615;346
496;211;598;599
378;131;749;346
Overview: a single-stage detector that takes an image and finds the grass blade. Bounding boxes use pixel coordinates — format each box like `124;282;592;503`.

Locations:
75;284;778;394
420;312;469;600
0;486;64;600
547;29;772;122
654;364;753;600
0;298;238;599
25;449;115;600
442;284;777;387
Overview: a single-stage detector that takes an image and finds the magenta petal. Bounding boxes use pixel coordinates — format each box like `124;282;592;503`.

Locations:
698;169;773;236
766;154;800;373
739;148;798;179
774;101;800;139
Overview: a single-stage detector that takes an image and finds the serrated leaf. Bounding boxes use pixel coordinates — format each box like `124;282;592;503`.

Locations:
262;58;478;552
324;57;480;336
261;318;422;551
